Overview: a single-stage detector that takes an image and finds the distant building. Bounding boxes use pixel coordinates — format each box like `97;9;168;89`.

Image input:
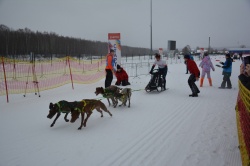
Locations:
228;48;250;56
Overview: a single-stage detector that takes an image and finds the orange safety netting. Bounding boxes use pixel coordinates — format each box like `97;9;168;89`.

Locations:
236;80;250;166
0;56;106;96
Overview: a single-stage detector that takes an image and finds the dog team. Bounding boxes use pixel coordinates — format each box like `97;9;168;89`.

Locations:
47;86;132;130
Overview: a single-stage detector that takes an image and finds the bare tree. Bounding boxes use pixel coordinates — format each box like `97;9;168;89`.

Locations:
0;24;152;58
182;45;191;55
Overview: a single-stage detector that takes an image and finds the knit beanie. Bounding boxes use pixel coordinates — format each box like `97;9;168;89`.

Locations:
184;55;190;59
117;65;121;69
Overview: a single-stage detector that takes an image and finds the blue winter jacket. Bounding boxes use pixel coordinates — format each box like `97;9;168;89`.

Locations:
222;58;232;73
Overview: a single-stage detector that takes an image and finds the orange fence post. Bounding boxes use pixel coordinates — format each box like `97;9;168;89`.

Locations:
68;56;74;90
1;56;9;103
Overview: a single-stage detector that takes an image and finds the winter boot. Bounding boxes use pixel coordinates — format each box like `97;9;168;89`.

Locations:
200;77;204;87
208;78;212;86
189;94;198;97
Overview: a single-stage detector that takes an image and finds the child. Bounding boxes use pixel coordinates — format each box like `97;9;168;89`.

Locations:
115;65;130;86
218;53;232;89
199;52;215;87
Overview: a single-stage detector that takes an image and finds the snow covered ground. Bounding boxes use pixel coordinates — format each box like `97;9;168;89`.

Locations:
0;55;242;166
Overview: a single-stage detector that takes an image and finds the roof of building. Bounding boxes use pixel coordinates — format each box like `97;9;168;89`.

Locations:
228;48;250;53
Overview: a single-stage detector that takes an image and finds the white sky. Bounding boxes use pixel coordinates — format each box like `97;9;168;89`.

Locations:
0;0;250;50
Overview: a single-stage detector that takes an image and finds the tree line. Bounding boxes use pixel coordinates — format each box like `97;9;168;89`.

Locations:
0;24;153;58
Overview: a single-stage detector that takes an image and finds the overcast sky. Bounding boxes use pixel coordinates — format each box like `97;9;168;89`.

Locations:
0;0;250;50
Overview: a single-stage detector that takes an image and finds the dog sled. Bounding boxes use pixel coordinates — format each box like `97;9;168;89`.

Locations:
145;69;166;92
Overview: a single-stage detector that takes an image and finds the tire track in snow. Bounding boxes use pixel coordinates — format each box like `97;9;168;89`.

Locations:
99;96;203;166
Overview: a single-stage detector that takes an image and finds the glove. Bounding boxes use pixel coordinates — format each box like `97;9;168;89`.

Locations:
219;62;224;65
150;66;155;73
215;64;222;68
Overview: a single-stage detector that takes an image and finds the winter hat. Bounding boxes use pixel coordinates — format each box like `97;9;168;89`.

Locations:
117;64;121;69
184;54;190;59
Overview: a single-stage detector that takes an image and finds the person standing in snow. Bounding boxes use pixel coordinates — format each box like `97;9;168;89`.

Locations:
184;54;200;97
115;64;130;86
150;53;168;90
199;52;215;87
105;49;115;88
218;53;233;89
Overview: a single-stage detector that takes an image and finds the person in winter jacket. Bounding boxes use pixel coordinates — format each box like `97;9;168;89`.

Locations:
199;52;215;87
238;58;250;90
149;53;168;90
185;54;194;74
184;54;200;97
115;65;130;86
218;53;233;89
105;49;115;88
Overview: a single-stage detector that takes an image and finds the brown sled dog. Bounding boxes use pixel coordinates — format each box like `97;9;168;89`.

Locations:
47;100;78;127
94;85;120;107
70;99;112;130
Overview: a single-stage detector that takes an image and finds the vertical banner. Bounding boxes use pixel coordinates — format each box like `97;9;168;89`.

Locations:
108;33;121;69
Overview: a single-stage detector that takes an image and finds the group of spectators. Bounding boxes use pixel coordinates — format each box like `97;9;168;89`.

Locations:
185;52;250;92
186;52;250;92
104;49;250;94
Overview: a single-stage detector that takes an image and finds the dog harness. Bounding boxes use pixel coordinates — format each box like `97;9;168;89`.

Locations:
103;89;115;98
56;101;77;113
120;95;126;103
74;100;96;113
56;101;69;113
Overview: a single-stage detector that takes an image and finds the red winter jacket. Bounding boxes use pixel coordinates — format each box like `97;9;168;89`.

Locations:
186;59;200;77
115;68;128;84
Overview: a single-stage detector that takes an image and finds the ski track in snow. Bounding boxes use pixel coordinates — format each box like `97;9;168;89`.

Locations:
99;96;203;166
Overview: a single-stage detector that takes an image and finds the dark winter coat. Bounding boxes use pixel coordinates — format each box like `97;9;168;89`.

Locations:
221;58;232;74
186;59;200;77
115;68;129;85
238;74;250;90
